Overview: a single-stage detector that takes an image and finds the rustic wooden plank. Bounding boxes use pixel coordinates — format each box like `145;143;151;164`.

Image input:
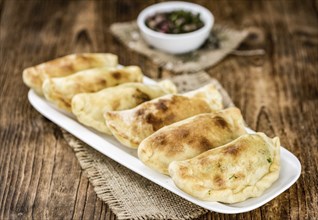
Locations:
0;0;116;219
0;0;317;219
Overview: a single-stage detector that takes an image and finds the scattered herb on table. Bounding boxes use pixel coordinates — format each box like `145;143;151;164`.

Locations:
145;10;204;34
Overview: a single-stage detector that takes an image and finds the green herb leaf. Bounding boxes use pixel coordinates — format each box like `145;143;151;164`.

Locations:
229;174;237;180
145;10;204;34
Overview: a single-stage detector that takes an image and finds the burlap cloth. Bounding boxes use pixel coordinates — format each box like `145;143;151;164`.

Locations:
61;72;235;219
110;21;250;73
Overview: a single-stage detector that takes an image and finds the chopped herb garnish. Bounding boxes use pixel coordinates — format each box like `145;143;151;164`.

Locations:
145;10;204;34
267;158;272;163
229;174;237;180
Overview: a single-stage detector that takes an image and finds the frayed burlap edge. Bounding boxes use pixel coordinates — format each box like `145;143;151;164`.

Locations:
62;133;131;219
62;131;207;220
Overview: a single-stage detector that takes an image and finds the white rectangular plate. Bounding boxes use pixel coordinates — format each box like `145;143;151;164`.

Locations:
28;77;301;214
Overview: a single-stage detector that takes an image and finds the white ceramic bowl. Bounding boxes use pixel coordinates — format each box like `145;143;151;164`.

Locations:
137;1;214;54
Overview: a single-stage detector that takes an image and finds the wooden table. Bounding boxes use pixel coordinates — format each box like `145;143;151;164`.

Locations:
1;0;317;219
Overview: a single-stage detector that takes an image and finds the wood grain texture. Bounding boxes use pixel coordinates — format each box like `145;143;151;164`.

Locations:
0;0;317;219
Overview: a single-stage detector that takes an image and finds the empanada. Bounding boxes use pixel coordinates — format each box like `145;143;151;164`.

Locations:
138;107;246;175
71;80;177;134
169;133;280;203
184;83;223;111
105;83;223;148
43;66;143;111
23;53;118;95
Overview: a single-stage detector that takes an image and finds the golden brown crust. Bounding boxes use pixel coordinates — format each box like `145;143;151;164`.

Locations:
138;107;247;175
137;96;211;131
71;81;176;134
184;83;223;111
168;133;281;203
105;94;213;148
22;53;118;95
43;66;143;112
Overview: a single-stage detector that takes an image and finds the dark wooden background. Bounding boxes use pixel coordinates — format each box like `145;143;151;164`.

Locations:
1;0;317;219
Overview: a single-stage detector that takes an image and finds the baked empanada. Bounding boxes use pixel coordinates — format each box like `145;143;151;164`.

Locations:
138;107;246;175
184;83;223;111
169;133;280;203
43;66;143;111
105;83;223;148
71;80;177;134
23;53;118;95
